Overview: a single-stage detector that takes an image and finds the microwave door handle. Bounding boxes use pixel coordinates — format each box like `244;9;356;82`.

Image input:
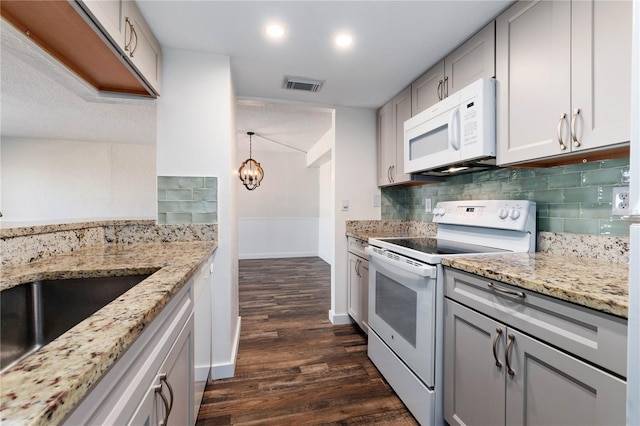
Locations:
448;106;461;151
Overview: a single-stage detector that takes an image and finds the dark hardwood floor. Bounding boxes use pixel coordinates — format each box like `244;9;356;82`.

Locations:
195;257;417;425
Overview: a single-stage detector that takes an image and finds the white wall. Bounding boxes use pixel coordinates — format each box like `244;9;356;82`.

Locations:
330;106;380;325
237;150;320;259
0;138;156;223
156;48;239;379
318;135;334;264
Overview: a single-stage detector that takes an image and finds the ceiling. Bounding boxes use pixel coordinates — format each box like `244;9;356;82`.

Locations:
236;100;333;153
1;1;513;153
137;1;512;109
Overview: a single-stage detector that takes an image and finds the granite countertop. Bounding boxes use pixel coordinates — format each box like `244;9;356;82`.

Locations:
442;252;629;318
0;241;217;426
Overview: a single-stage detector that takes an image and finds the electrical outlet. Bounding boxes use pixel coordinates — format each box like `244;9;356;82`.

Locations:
612;186;630;216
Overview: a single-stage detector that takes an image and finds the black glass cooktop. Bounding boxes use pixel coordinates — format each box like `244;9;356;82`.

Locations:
377;237;508;255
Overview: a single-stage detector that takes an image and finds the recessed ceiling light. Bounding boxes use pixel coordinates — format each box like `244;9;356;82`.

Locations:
266;24;285;39
334;34;353;48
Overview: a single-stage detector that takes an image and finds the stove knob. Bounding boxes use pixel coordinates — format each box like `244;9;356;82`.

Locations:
510;208;521;220
498;208;509;219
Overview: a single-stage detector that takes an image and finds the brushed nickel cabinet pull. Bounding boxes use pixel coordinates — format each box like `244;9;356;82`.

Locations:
444;76;449;98
124;18;132;51
159;373;174;416
154;383;169;426
390;165;395;183
493;328;503;369
437;80;443;100
571;108;581;147
487;282;525;298
129;22;138;57
505;334;516;376
557;113;567;151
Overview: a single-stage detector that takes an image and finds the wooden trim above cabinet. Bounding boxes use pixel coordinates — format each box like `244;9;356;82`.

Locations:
509;144;630;168
1;1;153;97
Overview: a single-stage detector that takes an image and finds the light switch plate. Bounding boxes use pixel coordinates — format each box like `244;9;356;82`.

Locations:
373;194;381;207
341;200;349;211
424;198;432;213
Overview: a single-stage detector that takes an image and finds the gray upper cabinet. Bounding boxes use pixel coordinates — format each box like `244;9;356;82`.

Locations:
412;21;495;116
377;100;395;186
378;87;412;186
411;60;444;116
123;1;162;95
496;0;631;165
78;0;162;96
80;0;127;46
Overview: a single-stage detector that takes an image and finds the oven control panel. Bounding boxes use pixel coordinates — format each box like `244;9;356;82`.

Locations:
433;200;536;232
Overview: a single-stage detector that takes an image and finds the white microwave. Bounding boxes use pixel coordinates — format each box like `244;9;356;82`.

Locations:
404;78;496;176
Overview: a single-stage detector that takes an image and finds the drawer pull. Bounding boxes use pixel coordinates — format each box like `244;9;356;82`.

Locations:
505;334;516;376
557;112;567;151
154;383;170;426
492;328;503;369
487;282;525;298
571;108;581;147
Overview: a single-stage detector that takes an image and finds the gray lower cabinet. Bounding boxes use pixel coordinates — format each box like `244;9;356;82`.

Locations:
347;251;369;333
443;267;627;426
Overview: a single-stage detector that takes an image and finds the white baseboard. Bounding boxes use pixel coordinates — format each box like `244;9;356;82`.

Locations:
210;316;241;380
328;309;353;325
239;252;318;260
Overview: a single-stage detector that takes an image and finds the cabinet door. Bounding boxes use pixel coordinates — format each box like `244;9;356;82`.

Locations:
347;253;363;327
392;86;412;184
377;100;395;186
122;1;162;95
444;299;506;426
160;314;194;426
571;0;632;152
505;328;626;426
411;61;445;116
359;259;369;334
496;0;571;165
445;21;495;96
78;0;127;47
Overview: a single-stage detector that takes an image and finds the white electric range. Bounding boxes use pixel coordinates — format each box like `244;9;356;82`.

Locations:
366;199;536;425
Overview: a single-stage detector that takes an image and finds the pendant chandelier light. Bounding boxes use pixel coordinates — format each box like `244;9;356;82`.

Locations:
238;131;264;190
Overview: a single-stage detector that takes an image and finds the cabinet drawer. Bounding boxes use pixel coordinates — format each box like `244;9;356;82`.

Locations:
443;268;627;377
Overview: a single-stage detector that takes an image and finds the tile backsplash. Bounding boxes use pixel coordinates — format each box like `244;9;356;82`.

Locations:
382;158;630;237
157;176;217;224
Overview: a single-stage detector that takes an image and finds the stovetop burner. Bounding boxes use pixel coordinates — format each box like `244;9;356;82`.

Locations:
376;237;508;256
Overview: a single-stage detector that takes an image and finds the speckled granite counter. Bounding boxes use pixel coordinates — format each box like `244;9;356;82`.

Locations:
345;220;437;241
442;253;629;318
0;241;217;426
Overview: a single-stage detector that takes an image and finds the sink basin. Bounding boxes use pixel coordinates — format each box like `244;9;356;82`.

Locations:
0;275;150;373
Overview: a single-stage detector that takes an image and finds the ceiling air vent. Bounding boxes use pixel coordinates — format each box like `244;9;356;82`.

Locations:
282;76;324;93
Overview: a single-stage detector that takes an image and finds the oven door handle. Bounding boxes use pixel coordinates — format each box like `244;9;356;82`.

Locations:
366;247;437;278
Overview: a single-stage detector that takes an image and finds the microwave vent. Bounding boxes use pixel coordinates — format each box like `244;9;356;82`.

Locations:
282;76;324;92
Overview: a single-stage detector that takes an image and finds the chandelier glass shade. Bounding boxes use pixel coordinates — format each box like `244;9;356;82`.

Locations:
238;132;264;190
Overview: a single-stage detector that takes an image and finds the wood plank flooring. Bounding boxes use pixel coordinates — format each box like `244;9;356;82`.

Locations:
195;257;417;425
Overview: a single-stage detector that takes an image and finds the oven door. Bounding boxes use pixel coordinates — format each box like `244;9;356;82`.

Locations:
366;247;437;387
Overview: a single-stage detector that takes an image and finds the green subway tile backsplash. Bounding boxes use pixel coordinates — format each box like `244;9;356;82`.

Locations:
157;176;217;224
381;158;630;237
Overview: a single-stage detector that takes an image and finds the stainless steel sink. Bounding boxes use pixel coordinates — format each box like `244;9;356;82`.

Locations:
0;275;150;373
